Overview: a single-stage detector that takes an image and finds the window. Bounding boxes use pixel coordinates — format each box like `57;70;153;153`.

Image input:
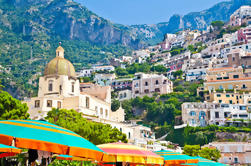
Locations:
239;114;248;118
47;100;52;107
215;112;219;118
120;94;123;99
95;106;98;113
233;75;239;78
72;83;75;93
217;94;221;97
144;89;149;93
234;157;238;164
219;100;222;103
124;93;127;98
155;88;160;92
226;94;230;97
57;101;61;109
100;108;103;115
224;112;229;118
135;83;139;87
145;82;148;86
128;132;131;139
229;100;233;104
35;100;40;108
240;106;246;110
86;97;90;108
59;85;62;94
155;80;159;85
232;57;235;61
105;109;108;117
242;84;247;89
219;85;223;90
135;90;139;94
48;80;53;92
189;111;196;116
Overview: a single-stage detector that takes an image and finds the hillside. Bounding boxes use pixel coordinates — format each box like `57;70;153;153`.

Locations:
129;0;251;45
0;0;135;98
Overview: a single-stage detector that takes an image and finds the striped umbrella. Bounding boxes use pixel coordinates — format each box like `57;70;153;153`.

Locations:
0;144;22;158
98;142;164;165
56;154;88;161
0;120;104;161
155;150;198;166
181;157;227;166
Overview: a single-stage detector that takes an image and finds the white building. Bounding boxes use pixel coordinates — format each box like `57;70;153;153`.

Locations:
182;102;251;127
132;73;173;98
94;73;116;86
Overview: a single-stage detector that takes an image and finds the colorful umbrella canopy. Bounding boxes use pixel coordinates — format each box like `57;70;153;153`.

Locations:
98;142;164;165
155;150;198;166
0;120;104;161
181;157;227;166
0;144;22;158
56;154;88;161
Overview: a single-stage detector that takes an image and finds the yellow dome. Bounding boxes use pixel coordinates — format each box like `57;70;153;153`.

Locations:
44;46;76;77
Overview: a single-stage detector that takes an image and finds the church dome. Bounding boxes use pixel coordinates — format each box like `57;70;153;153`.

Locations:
44;46;76;77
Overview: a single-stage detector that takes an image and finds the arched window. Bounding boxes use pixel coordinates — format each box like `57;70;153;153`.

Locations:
72;82;75;93
48;80;53;91
100;108;103;116
86;97;90;108
105;109;108;117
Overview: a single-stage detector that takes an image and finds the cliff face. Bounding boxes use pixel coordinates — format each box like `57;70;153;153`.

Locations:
1;0;142;49
129;0;251;44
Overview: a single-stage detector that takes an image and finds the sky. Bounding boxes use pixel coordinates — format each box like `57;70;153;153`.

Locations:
76;0;228;25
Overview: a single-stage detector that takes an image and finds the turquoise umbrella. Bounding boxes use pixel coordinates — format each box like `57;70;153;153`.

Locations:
181;157;227;166
0;120;104;161
155;150;199;165
0;144;22;158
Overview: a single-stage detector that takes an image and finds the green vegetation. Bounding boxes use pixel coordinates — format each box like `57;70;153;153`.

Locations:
0;90;29;120
187;42;207;54
49;160;94;166
166;125;251;146
111;99;120;111
170;46;186;56
211;20;225;30
46;108;128;145
183;145;221;161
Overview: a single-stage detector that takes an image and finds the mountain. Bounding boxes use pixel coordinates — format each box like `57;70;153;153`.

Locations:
0;0;135;98
2;0;142;48
129;0;251;44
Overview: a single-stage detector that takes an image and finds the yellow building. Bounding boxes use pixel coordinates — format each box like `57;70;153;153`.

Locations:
204;67;251;91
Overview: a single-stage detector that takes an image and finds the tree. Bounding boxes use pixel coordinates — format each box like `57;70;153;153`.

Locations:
211;21;224;30
151;65;167;73
46;108;127;145
0;90;30;120
111;100;120;112
115;67;128;76
183;145;200;156
172;70;183;79
199;147;221;162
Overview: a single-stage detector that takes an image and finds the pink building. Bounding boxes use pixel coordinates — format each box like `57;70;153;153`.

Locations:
132;73;173;98
203;142;251;165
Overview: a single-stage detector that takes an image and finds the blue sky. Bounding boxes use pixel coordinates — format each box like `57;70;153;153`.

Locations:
76;0;227;25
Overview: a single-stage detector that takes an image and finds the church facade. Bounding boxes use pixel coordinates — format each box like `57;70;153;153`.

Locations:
25;46;114;120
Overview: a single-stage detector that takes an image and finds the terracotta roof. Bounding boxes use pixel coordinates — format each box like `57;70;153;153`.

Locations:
208;67;234;71
206;77;251;83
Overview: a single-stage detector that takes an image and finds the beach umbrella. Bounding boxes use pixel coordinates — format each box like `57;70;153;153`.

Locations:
0;120;104;161
98;142;164;165
155;150;198;166
0;144;22;158
181;157;227;166
56;154;88;161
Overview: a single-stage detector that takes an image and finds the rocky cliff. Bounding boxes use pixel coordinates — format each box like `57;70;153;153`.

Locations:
1;0;142;49
129;0;251;44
